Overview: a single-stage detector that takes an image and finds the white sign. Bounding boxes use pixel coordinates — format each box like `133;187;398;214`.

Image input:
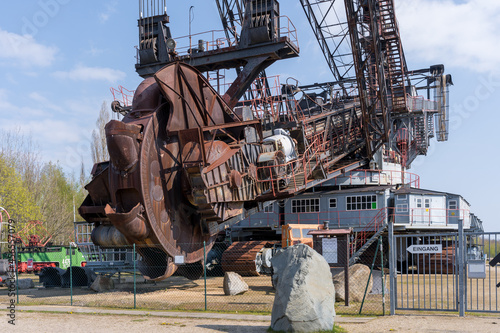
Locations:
468;259;486;279
174;255;185;265
407;244;442;254
322;238;338;264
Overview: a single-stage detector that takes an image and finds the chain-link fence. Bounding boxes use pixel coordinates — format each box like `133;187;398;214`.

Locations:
3;241;388;315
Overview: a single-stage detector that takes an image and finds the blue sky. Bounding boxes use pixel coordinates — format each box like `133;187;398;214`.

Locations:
0;0;498;231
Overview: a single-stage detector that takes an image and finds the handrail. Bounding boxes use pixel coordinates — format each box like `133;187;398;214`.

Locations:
110;85;135;107
169;15;299;59
392;207;471;227
350;208;387;255
319;169;421;188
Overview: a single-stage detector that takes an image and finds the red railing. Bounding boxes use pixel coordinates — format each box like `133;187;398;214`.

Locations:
242;208;386;229
350;208;387;256
110;85;135;107
241;207;471;231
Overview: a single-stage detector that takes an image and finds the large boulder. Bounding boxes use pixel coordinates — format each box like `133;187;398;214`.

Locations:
271;244;335;333
332;264;372;302
223;272;249;295
90;275;115;292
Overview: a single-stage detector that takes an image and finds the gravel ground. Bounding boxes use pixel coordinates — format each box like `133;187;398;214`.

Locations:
2;311;500;333
340;314;500;333
1;312;269;332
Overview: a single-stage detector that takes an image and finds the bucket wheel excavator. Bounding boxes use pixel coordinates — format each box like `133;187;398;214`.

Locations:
80;0;452;279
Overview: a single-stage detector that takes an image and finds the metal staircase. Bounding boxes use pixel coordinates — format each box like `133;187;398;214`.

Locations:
349;208;387;265
414;116;427;154
378;0;407;113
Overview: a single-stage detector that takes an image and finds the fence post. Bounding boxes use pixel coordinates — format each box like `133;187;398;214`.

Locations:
70;243;73;306
389;221;395;315
380;236;385;315
133;243;136;309
15;244;19;304
458;219;465;317
203;241;207;311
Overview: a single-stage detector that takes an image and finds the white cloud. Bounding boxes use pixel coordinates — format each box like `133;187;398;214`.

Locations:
53;65;126;83
29;92;63;112
99;1;118;23
397;0;500;72
0;28;57;67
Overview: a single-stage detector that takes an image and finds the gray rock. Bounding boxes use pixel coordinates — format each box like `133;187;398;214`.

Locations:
90;275;115;292
332;264;372;302
0;259;9;275
223;272;249;296
18;278;35;289
271;244;335;333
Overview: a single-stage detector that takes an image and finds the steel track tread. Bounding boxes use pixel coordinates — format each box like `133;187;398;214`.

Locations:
221;241;274;276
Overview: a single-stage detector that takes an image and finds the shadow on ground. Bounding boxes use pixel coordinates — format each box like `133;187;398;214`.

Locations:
197;324;269;332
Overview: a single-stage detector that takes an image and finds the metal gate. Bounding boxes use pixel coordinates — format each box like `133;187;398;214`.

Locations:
391;230;461;312
465;232;500;313
389;223;500;315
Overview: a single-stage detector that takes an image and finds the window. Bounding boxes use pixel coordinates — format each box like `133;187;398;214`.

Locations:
329;198;337;209
425;199;430;208
346;195;377;210
397;194;407;201
449;200;457;210
291;198;320;213
263;204;273;213
302;229;314;239
416;198;422;208
396;204;408;212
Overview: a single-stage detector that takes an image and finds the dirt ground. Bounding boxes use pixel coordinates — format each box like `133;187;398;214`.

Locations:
2;311;500;333
341;314;500;333
0;274;385;315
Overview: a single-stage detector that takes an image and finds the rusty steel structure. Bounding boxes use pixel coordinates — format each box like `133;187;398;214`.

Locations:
80;0;452;279
299;0;451;167
12;220;53;248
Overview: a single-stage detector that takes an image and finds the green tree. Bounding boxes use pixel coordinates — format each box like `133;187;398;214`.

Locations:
1;129;88;245
0;156;42;223
36;163;84;244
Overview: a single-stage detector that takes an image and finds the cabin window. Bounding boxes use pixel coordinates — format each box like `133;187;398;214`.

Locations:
302;229;314;239
329;198;337;209
416;198;422;208
397;194;407;201
292;229;302;239
396;204;408;213
425;199;430;208
449;200;457;210
291;198;320;213
346;195;377;210
263;204;273;213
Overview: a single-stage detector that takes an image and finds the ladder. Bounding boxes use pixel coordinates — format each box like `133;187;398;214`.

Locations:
378;0;407;113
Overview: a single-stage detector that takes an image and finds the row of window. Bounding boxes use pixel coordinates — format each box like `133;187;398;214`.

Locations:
396;200;458;213
291;195;377;213
279;197;458;213
398;195;458;209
